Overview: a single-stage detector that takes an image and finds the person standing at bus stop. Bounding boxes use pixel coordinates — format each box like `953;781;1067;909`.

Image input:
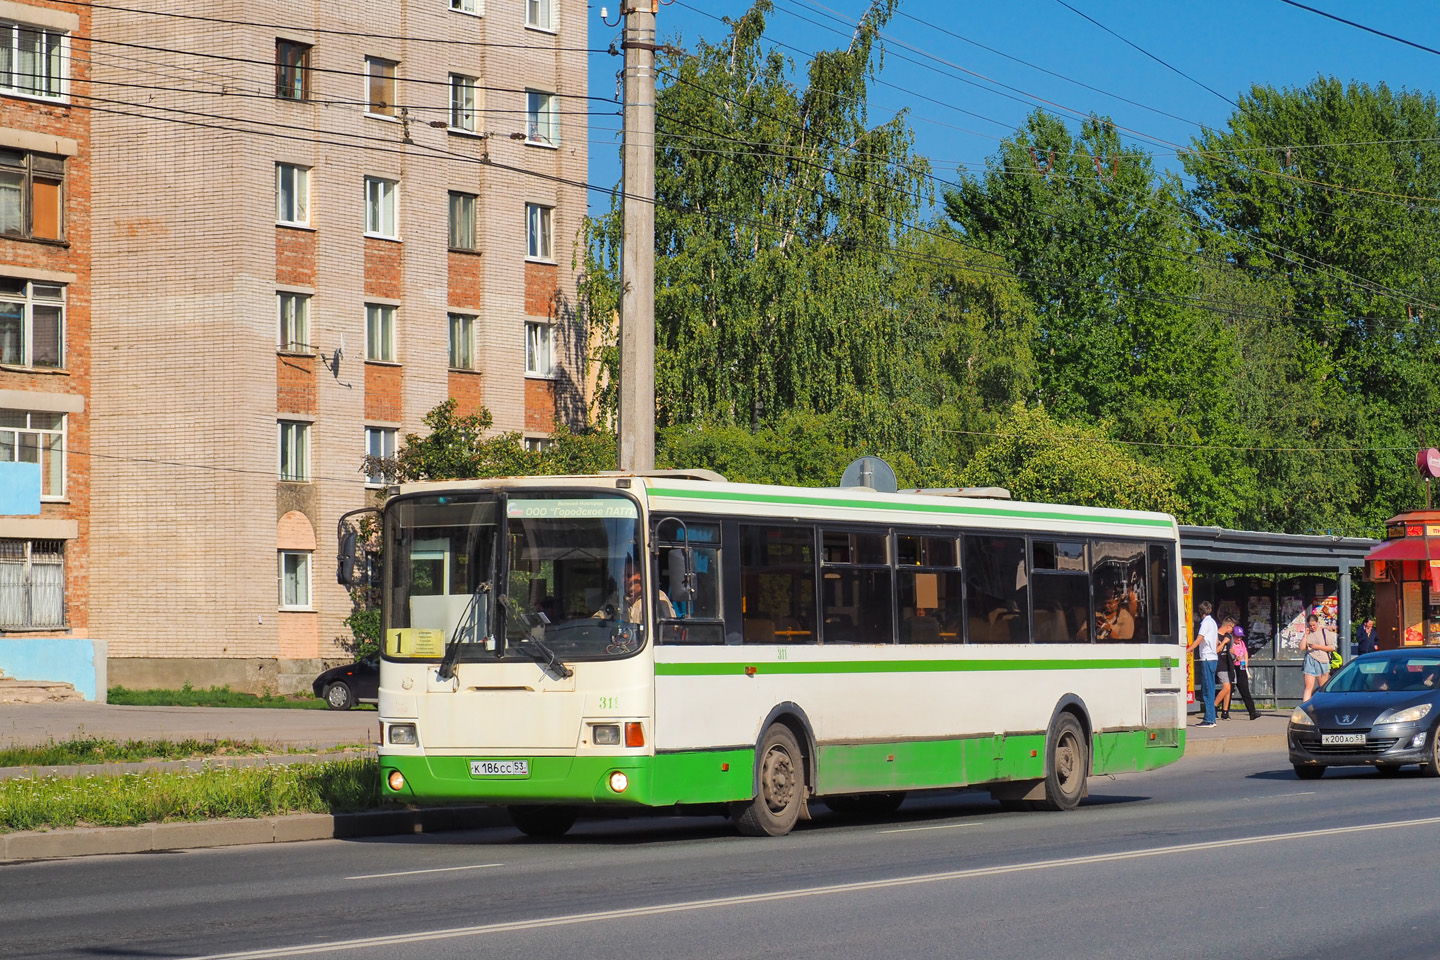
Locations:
1229;624;1260;720
1188;600;1219;727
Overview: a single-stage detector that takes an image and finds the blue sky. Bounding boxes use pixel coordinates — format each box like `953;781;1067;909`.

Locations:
584;0;1440;214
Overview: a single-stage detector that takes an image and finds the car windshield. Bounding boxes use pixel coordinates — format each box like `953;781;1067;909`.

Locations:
1326;655;1440;694
383;491;644;663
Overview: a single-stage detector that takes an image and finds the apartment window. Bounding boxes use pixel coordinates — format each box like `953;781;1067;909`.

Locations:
278;550;312;609
525;321;553;376
275;163;309;226
277;292;310;352
275;40;311;100
365;426;396;486
526;203;552;261
0;21;65;99
0;279;63;368
449;313;475;369
525;0;555;31
523;436;551;453
365;176;397;238
366;304;396;362
0;150;63;241
450;0;481;13
0;539;64;628
278;420;310;481
449;74;477;132
448;191;475;250
526;90;558;146
0;409;64;498
365;57;396;116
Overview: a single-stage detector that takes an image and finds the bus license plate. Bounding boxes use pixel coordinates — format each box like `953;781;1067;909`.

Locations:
1321;734;1366;746
471;760;529;777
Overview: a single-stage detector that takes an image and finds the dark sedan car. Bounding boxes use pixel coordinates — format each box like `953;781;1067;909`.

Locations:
1289;649;1440;778
311;657;379;710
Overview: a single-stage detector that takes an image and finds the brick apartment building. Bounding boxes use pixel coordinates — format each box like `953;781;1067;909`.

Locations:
0;1;92;648
84;1;589;692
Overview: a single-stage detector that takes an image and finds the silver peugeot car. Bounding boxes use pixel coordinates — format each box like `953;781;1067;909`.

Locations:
1288;649;1440;778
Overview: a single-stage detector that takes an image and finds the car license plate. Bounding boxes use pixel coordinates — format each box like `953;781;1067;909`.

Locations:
470;760;529;777
1321;734;1366;746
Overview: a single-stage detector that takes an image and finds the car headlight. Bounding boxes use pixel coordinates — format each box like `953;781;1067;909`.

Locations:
1375;703;1433;725
388;723;418;745
1289;707;1315;726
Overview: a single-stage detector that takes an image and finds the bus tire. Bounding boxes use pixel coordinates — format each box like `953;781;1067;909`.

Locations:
825;792;906;818
1038;713;1088;811
732;724;805;837
508;805;577;839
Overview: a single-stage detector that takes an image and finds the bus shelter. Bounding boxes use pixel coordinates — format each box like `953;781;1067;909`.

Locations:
1180;526;1377;708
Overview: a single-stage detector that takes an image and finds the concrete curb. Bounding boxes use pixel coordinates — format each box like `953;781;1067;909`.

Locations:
1183;733;1287;756
0;805;510;864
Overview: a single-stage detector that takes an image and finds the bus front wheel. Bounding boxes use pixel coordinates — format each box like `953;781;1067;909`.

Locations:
732;724;805;837
508;805;577;839
1038;713;1088;811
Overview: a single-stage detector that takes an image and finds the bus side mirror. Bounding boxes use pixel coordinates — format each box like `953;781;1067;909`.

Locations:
666;547;692;605
338;530;358;585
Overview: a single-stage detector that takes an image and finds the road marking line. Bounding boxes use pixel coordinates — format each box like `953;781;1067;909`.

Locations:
1242;791;1314;802
181;814;1440;960
880;822;981;834
346;863;503;881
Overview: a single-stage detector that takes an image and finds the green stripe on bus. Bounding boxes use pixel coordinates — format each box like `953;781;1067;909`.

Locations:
655;658;1173;676
645;486;1175;530
381;728;1182;809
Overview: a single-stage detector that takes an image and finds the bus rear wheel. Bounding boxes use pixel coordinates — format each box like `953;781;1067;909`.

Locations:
508;805;577;839
1038;713;1088;811
732;724;805;837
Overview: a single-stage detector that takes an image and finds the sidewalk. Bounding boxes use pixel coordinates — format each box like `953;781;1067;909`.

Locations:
1184;710;1290;756
0;703;1290;864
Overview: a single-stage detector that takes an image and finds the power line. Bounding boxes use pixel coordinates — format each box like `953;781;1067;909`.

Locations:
1275;0;1440;58
1051;0;1239;109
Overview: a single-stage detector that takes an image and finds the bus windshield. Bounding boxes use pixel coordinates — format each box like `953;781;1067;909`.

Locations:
384;491;645;663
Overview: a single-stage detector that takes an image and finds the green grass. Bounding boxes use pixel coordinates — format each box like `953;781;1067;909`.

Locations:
106;683;339;709
0;759;386;833
0;737;283;768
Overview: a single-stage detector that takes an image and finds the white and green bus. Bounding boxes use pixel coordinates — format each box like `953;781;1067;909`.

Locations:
360;472;1186;837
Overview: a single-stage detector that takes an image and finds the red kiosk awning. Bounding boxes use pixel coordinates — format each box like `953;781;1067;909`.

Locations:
1366;537;1440;591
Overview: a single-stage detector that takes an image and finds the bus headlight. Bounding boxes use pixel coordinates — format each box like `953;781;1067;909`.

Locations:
388;723;417;745
387;770;406;792
593;724;621;745
608;771;629;793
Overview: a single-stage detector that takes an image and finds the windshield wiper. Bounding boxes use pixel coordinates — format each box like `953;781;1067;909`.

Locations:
498;595;573;679
437;581;491;681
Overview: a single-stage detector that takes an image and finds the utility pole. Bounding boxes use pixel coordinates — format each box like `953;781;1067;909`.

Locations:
617;1;656;472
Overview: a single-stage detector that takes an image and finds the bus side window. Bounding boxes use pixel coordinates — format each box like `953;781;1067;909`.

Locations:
740;524;817;645
963;534;1028;644
656;520;724;644
1090;540;1148;643
1148;543;1174;641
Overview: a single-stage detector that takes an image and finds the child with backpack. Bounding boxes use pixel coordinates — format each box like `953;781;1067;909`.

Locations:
1230;625;1260;720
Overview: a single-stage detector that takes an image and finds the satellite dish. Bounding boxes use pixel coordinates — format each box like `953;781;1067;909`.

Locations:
839;456;898;493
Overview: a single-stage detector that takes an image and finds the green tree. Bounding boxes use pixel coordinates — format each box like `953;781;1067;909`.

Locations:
1183;76;1440;528
387;401;615;482
958;404;1186;515
582;0;934;432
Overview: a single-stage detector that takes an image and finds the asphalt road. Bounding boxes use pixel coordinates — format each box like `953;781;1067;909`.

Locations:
5;751;1437;960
